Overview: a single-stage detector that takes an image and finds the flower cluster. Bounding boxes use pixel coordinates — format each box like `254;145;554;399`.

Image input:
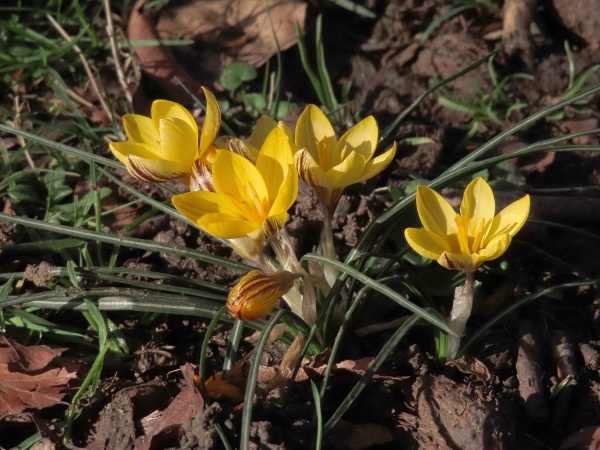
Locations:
110;88;397;322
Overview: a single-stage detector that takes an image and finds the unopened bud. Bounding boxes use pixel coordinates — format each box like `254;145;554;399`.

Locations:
227;270;300;321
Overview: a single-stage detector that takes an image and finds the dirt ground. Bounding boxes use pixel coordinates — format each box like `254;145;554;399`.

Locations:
3;0;600;448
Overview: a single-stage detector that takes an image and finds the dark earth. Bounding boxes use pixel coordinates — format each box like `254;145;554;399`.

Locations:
2;0;600;448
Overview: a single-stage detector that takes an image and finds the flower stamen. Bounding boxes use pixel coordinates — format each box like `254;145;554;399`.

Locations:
471;218;487;254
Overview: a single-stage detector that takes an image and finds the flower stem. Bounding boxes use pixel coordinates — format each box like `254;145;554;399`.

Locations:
446;271;475;360
319;202;338;286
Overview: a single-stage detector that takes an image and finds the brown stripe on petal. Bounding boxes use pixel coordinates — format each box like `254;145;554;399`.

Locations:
227;270;299;321
126;157;184;183
190;158;215;192
228;138;258;163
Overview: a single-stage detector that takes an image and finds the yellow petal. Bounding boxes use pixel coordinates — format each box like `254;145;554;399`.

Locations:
249;115;278;148
294;148;332;189
122;114;159;144
213;150;269;206
199;213;261;239
125;156;190;183
269;165;298;217
355;142;397;183
416;185;458;236
485;194;530;245
278;121;296;149
437;252;482;272
227;270;299;321
172;191;242;224
200;86;221;155
151;100;198;141
405;228;452;260
479;233;511;262
326;151;366;189
109;142;159;165
295;105;336;157
257;210;288;240
335;116;378;162
460;177;496;235
256;128;294;204
158;117;198;164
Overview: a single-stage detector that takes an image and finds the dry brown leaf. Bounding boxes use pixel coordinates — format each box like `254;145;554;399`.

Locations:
156;0;307;68
0;364;76;414
134;363;204;450
127;0;208;111
446;355;492;383
559;425;600;449
0;336;64;372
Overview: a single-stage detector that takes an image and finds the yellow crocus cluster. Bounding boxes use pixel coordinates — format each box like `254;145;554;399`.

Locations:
109;88;399;321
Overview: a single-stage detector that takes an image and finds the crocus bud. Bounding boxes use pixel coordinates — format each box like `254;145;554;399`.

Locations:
227;270;300;321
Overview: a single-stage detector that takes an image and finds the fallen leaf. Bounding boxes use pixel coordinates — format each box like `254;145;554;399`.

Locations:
134;363;204;450
127;0;209;111
0;336;64;372
156;0;306;68
559;425;600;449
0;364;76;414
446;355;492;383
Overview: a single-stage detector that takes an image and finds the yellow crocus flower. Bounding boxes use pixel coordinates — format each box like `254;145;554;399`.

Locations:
109;87;220;185
172;127;298;241
404;177;530;273
294;105;397;205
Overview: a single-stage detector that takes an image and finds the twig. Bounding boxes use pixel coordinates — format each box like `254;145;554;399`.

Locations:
104;0;132;105
10;96;35;170
46;13;113;121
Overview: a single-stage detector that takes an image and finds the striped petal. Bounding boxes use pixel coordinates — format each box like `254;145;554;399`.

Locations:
294;148;332;189
335;115;378;162
295;105;336;159
109;142;159;165
257;210;288;240
125;156;189;183
200;86;221;155
228;137;259;164
355;142;397;183
227;270;299;321
123;114;159;145
437;252;482;272
190;158;215;192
